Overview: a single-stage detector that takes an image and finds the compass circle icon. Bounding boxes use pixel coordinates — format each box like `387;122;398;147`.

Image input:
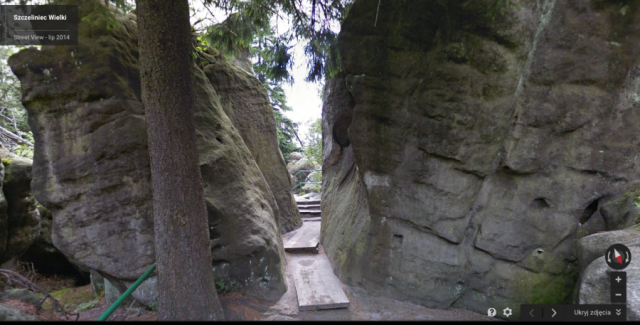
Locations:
605;244;632;270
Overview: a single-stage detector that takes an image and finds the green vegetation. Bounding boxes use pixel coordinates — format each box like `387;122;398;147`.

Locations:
633;195;640;225
486;0;520;21
1;157;11;167
215;279;242;295
45;285;102;313
298;118;322;193
0;47;33;159
75;299;100;312
304;118;322;168
198;0;352;161
201;0;352;83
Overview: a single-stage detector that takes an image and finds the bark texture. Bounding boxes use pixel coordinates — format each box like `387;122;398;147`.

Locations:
136;0;223;320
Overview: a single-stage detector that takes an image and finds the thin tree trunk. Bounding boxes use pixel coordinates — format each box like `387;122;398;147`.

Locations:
136;0;224;320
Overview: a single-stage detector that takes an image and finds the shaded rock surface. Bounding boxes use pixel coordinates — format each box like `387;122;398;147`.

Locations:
0;152;40;267
21;204;83;277
322;0;640;318
204;57;302;233
9;1;285;304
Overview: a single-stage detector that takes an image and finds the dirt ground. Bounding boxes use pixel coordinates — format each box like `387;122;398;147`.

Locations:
1;246;499;321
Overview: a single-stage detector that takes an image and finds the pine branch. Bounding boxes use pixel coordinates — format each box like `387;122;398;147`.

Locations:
201;0;238;36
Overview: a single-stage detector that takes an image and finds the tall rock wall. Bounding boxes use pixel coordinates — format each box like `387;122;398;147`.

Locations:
204;58;303;233
0;155;40;267
9;2;286;303
322;0;640;318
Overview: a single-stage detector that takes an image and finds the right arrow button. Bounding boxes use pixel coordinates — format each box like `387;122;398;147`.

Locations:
541;305;565;321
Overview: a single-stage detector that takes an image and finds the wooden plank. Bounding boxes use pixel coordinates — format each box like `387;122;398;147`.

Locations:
296;199;321;205
297;204;321;209
299;209;321;214
290;253;350;311
283;221;320;252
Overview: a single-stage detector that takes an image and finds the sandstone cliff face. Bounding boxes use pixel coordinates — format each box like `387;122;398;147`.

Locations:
322;0;640;317
0;154;40;267
204;59;302;234
9;3;286;303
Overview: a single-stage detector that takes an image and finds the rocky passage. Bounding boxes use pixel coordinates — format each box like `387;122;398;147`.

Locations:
3;0;640;321
322;0;640;319
281;196;350;311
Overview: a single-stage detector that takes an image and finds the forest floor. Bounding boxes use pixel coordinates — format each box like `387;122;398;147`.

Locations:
0;247;499;321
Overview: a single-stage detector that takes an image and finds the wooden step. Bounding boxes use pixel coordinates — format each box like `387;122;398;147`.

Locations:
290;253;350;311
296;199;321;205
283;221;320;253
299;209;321;214
297;205;321;209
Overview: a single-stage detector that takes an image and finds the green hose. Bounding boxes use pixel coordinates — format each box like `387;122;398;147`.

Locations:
97;263;156;321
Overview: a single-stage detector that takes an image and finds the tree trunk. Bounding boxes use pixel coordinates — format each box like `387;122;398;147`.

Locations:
136;0;224;320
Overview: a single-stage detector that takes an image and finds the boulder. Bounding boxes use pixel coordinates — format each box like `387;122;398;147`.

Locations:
579;246;640;321
9;0;285;304
0;304;37;321
0;288;41;305
0;154;40;267
203;56;302;233
577;229;640;272
287;156;317;178
322;0;640;318
288;152;303;163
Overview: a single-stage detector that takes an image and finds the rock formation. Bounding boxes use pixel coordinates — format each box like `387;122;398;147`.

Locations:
204;57;302;233
322;0;640;318
0;152;40;269
287;152;317;176
9;2;286;303
21;204;86;277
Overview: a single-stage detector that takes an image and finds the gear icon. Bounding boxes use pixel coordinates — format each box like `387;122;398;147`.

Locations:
503;307;512;317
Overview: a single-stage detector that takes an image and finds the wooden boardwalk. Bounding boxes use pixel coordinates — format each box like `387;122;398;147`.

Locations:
282;197;350;311
289;253;350;311
283;220;320;253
